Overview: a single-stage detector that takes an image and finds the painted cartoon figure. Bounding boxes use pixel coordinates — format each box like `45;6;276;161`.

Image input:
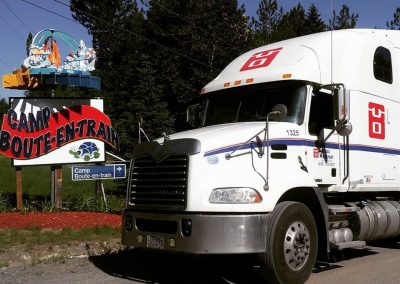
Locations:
69;142;100;161
23;30;96;72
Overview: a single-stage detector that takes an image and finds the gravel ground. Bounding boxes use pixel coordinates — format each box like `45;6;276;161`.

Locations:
1;242;400;284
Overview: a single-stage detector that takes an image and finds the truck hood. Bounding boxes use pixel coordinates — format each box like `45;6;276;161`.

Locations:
159;122;299;156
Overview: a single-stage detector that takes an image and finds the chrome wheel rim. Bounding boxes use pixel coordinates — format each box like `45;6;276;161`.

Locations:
284;221;311;271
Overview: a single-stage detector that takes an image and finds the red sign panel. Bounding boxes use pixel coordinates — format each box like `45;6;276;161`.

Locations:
240;48;283;72
368;102;385;139
0;105;118;159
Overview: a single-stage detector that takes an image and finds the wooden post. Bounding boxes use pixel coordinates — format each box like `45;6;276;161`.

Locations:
55;167;62;209
95;180;100;198
51;166;63;209
95;162;102;201
15;167;23;210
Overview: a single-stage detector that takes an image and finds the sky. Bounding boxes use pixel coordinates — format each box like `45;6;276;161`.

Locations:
0;0;399;100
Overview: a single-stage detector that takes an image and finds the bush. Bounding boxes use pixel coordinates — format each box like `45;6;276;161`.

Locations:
0;193;12;212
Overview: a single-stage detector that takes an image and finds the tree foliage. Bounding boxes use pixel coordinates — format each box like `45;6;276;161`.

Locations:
251;0;283;45
70;0;251;157
25;32;33;57
252;2;326;45
387;7;400;30
330;5;358;30
145;0;251;127
304;4;326;34
0;99;9;127
274;4;306;41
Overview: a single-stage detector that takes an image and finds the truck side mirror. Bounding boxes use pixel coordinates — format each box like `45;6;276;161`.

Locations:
333;86;352;136
333;86;349;121
337;121;352;136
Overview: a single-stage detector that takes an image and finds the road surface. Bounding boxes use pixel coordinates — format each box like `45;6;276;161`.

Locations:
1;241;400;284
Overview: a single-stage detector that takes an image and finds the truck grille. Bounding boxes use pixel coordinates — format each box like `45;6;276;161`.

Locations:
129;154;188;210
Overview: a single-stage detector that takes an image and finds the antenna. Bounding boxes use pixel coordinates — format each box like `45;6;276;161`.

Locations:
330;0;333;84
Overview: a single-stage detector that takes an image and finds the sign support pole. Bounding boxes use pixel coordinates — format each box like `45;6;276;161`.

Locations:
51;166;63;209
95;161;101;200
95;179;101;200
15;167;23;210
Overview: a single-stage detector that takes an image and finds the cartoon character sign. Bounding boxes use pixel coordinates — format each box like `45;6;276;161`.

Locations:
23;30;96;73
69;142;101;161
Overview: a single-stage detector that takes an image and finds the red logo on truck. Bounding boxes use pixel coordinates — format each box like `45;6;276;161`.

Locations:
240;48;283;72
313;148;320;158
368;102;385;139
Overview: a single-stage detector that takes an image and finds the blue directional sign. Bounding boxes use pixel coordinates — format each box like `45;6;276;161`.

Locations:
72;164;126;181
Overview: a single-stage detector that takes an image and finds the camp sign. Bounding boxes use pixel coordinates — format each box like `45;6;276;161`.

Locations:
0;98;119;166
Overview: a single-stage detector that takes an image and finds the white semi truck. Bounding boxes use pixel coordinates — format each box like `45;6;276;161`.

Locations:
122;29;400;283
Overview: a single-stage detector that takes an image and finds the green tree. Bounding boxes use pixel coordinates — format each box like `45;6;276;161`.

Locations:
387;7;400;30
70;0;252;156
25;32;33;56
304;4;326;34
330;5;358;30
143;0;252;129
0;99;9;127
116;57;175;156
251;0;283;46
70;0;144;93
274;3;306;41
70;1;149;152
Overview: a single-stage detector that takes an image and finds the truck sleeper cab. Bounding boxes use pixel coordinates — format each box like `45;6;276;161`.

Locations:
122;29;400;284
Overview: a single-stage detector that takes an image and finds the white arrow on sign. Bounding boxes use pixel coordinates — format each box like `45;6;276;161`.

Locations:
116;166;122;171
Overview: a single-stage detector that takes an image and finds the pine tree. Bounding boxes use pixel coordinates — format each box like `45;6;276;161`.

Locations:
387;7;400;30
251;0;283;45
274;4;306;41
0;99;9;127
25;32;33;56
70;0;173;156
70;0;253;155
304;4;326;34
330;5;358;30
113;56;174;156
145;0;252;130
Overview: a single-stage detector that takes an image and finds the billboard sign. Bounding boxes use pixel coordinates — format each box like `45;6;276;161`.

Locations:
0;98;119;166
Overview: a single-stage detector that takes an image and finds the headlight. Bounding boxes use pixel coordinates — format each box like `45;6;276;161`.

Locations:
209;187;262;204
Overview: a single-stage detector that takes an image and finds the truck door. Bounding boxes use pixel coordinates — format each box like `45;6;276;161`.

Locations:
306;90;346;188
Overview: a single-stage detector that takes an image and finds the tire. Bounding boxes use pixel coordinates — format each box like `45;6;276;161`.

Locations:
258;201;318;284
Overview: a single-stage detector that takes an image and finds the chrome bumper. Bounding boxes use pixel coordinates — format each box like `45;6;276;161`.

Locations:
121;211;268;254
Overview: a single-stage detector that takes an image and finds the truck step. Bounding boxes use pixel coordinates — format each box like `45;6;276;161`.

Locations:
328;205;360;214
331;240;366;250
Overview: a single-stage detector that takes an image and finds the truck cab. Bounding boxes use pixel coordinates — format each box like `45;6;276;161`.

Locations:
122;29;400;284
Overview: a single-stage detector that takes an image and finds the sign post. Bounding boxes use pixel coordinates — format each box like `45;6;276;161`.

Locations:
72;164;126;211
15;167;22;210
51;165;63;209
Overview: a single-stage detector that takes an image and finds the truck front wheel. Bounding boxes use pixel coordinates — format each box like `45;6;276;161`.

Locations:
258;201;317;284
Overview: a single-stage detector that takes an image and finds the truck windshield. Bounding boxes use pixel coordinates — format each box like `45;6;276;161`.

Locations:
203;81;306;126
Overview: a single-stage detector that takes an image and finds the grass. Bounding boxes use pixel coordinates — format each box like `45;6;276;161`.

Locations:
0;226;122;267
0;226;120;251
0;260;8;268
0;156;122;196
0;156;126;211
